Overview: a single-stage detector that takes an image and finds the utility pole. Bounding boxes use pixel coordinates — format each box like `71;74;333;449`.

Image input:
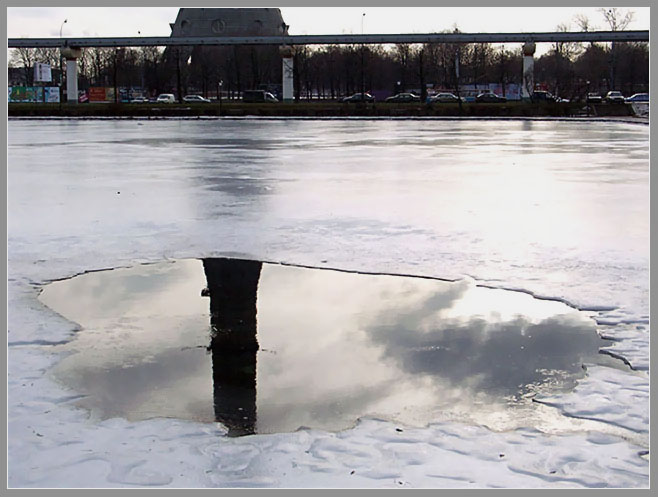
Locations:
455;44;463;115
176;47;183;103
58;19;67;109
113;49;118;103
218;79;223;115
360;13;365;99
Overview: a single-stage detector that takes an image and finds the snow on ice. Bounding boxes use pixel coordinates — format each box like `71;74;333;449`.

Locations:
7;118;649;488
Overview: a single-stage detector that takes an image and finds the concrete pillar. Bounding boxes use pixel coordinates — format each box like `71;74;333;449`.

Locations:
522;42;536;100
280;45;294;101
65;59;78;103
61;47;83;104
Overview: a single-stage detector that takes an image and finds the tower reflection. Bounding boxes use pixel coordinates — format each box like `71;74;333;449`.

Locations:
203;258;262;436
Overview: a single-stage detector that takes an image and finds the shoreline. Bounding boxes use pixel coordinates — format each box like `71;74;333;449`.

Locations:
8;101;639;119
8;115;648;124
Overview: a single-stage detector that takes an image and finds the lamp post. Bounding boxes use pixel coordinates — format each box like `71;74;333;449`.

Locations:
218;79;223;115
137;31;146;96
455;44;463;115
360;13;365;100
59;19;67;107
586;80;591;117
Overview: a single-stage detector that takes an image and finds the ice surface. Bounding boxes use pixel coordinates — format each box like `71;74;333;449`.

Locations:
7;118;649;487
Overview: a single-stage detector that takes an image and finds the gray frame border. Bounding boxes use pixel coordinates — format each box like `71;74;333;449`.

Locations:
4;0;653;496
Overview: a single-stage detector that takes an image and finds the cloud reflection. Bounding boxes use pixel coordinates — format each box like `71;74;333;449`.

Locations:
40;259;610;435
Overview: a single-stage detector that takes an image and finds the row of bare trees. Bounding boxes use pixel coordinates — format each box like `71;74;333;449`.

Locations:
10;39;647;100
9;9;648;101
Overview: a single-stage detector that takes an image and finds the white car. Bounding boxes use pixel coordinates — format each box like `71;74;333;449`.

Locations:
625;93;649;103
183;95;211;103
429;92;463;103
156;93;176;103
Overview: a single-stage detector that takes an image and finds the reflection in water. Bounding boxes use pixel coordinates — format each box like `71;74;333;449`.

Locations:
203;258;261;436
38;258;624;436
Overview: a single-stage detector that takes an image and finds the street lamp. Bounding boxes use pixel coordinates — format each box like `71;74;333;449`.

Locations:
218;79;223;115
455;46;463;115
59;19;67;106
360;13;365;100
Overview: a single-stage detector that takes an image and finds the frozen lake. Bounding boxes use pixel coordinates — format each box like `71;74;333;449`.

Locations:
8;118;649;488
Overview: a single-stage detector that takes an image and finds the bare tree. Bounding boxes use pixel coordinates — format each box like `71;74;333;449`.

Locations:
416;46;426;101
573;14;596;32
599;8;634;31
9;48;37;85
599;8;635;91
394;43;412;91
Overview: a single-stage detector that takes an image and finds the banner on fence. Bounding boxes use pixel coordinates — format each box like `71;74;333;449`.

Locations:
44;87;60;103
88;87;107;102
8;86;60;103
88;87;119;102
8;86;41;102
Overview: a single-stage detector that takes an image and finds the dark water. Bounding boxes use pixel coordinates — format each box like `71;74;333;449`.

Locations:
39;258;621;436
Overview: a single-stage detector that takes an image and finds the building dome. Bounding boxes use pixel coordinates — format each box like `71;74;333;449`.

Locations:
170;8;288;38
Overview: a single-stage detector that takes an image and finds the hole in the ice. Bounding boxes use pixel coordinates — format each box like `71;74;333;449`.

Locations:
39;258;622;437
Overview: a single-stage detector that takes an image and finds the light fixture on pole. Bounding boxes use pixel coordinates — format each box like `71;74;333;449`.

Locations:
59;19;67;105
360;13;365;100
218;79;223;115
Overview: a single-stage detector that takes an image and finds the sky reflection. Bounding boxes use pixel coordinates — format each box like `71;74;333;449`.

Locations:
40;258;616;434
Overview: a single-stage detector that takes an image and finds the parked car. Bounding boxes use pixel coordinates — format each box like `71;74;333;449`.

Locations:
605;91;625;104
384;92;420;103
531;91;557;102
586;93;602;103
429;92;462;103
475;92;506;103
130;96;150;103
183;95;211;103
156;93;176;103
242;90;279;103
625;93;648;103
341;92;375;103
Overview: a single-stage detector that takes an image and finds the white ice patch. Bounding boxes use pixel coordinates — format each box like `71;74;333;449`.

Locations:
8;119;649;488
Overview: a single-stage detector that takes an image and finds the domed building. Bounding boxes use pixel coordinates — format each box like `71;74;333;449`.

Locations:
169;8;288;37
163;8;289;99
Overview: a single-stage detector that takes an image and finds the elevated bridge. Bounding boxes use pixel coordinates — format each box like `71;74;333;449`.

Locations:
8;30;650;48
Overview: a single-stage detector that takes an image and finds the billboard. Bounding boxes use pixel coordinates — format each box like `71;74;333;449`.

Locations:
33;63;52;82
45;87;60;103
8;86;60;103
8;86;41;102
88;87;118;102
88;87;107;102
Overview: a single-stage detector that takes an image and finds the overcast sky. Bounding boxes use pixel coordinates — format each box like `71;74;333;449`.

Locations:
7;6;649;39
